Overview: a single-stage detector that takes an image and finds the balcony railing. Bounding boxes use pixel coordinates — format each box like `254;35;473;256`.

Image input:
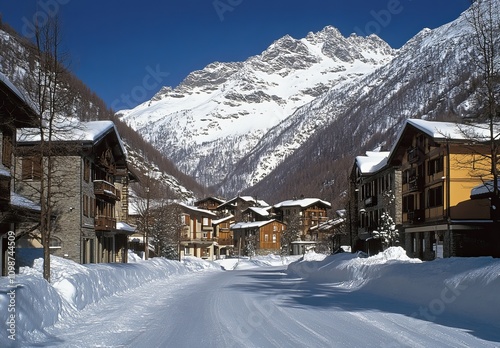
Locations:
95;216;116;231
407;209;425;224
94;180;120;201
180;235;217;244
216;238;234;245
408;176;424;192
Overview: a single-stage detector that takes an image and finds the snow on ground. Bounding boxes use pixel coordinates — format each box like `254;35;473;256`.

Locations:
215;254;302;270
1;248;499;347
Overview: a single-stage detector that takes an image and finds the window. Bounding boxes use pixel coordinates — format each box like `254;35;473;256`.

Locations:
427;185;443;208
272;234;277;243
83;195;89;217
403;195;415;212
84;159;91;182
264;234;269;242
428;157;444;176
203;217;209;226
21;157;42;180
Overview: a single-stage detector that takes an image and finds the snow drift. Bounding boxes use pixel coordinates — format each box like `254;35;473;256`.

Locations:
287;247;500;327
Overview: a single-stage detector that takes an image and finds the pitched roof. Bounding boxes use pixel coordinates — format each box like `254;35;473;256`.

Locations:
274;198;331;209
195;196;226;205
230;219;282;230
244;206;271;217
177;202;217;217
355;151;390;175
388;118;492;165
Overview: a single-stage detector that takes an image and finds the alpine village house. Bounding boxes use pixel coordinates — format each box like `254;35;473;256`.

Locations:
350;119;500;260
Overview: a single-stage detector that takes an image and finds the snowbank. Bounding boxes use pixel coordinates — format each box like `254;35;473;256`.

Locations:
287;247;500;326
0;253;220;346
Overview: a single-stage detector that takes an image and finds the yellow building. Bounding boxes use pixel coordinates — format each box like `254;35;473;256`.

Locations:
388;119;499;260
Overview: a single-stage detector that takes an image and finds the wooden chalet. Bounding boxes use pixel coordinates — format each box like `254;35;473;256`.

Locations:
231;219;285;255
15;121;133;264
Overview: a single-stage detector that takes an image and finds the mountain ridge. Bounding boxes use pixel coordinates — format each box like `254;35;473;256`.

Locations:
117;25;396;193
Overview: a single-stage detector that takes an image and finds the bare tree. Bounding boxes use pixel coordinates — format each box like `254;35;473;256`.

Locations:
18;15;75;281
463;0;500;211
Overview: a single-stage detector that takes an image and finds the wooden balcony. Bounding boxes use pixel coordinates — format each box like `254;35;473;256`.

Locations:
95;216;116;231
406;209;425;224
180;234;217;245
216;238;234;246
94;180;120;201
408;176;424;192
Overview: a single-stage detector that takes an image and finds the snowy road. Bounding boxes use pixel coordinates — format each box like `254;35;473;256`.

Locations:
35;266;498;348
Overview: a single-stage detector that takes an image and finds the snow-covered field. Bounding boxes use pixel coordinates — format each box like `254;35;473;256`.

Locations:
1;248;499;347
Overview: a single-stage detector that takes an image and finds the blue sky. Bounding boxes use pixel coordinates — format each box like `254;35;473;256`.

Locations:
1;0;471;110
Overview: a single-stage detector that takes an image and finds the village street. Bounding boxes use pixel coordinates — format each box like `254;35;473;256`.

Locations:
30;264;498;348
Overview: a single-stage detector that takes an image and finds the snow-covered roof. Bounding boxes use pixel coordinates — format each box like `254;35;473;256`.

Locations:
116;221;136;233
212;215;234;225
274;198;331;209
355;151;390;175
11;191;41;211
245;206;271;217
17;120;127;160
388;119;494;165
195;196;226;205
406;119;491;141
218;196;269;209
230;219;280;230
18;120;117;143
178;202;217;217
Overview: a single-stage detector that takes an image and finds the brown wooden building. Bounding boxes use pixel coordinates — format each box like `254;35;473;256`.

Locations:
231;220;285;255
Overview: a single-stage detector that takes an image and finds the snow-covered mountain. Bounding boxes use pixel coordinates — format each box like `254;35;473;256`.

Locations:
117;26;395;190
119;0;498;202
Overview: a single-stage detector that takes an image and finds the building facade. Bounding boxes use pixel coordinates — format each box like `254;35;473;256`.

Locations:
388;119;498;260
15;121;132;264
349;151;402;255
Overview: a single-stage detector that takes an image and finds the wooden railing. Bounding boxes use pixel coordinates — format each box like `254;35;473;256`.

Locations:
95;216;116;231
94;180;120;201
